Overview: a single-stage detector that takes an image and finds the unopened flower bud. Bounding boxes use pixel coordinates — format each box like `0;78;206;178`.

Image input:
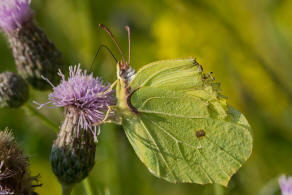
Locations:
0;129;40;195
0;71;29;108
0;0;63;90
50;107;96;187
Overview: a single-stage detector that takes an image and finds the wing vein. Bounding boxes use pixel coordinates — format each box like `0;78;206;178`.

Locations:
139;119;177;180
139;110;207;119
139;63;193;87
177;141;213;183
205;136;243;165
197;139;230;179
124;121;162;176
138;96;208;111
147;117;213;183
148;118;200;149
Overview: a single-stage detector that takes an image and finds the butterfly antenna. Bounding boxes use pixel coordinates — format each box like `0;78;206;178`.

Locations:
125;26;131;65
99;24;126;64
89;44;118;72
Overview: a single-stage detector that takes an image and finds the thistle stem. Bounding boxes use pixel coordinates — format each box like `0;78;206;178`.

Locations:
24;104;59;133
62;184;73;195
83;178;94;195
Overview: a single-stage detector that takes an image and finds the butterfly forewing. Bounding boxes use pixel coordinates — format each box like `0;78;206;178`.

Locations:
130;58;204;91
119;58;252;186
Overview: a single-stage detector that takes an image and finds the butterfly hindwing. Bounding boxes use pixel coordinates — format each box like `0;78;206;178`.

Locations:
119;58;253;186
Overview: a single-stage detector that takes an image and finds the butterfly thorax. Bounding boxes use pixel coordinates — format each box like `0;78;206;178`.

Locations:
116;61;138;116
117;61;136;85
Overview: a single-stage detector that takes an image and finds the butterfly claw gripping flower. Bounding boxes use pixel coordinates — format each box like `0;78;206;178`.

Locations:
0;0;63;90
0;129;40;195
0;71;29;108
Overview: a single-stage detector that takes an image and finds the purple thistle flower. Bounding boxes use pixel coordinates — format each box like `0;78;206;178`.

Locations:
0;0;33;32
1;0;62;90
279;175;292;195
40;65;116;138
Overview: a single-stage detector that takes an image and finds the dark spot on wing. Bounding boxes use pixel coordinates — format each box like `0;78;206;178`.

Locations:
196;130;206;138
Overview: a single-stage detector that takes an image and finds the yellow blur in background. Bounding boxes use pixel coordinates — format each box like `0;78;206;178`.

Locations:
1;0;292;194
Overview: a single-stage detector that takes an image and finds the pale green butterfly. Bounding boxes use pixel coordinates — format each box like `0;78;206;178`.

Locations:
97;24;253;186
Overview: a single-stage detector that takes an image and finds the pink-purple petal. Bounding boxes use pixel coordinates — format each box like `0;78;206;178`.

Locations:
279;175;292;195
42;65;116;135
0;0;33;31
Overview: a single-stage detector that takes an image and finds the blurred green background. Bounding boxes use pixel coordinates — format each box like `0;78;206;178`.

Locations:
1;0;292;194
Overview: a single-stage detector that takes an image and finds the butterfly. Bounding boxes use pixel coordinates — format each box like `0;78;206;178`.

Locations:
98;24;252;186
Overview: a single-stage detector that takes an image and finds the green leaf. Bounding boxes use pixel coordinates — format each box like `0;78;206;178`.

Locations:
117;58;253;186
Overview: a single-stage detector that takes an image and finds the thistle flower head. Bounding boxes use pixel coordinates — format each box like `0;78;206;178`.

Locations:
41;65;116;136
0;129;39;195
0;0;63;90
279;175;292;195
0;0;33;31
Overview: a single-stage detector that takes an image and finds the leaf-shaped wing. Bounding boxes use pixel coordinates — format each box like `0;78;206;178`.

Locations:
130;58;224;103
123;87;252;186
130;58;204;91
119;58;252;186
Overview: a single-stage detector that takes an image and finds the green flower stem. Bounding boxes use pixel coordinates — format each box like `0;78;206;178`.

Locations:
83;178;94;195
62;184;73;195
24;104;59;133
214;184;225;195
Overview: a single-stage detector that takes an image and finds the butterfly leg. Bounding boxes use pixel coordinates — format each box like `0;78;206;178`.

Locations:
103;106;113;123
94;105;121;126
104;80;118;94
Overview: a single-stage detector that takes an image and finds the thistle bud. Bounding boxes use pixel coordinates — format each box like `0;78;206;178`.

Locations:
0;0;63;90
0;71;29;108
0;129;40;195
50;107;96;187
